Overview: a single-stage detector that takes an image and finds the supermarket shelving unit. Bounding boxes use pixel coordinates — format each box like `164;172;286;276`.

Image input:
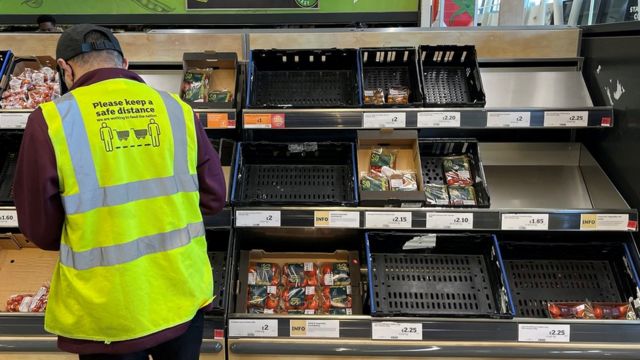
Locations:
1;27;639;360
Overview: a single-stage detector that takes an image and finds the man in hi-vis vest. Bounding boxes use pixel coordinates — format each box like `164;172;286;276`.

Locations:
14;24;227;360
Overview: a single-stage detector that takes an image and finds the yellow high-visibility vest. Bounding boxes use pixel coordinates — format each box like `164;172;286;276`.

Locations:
40;78;213;342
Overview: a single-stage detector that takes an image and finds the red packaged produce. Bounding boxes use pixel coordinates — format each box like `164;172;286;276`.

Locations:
5;294;33;312
283;263;316;287
29;283;50;313
248;263;280;286
320;262;351;286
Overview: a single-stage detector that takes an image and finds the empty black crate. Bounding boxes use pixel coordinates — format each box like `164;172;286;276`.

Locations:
247;49;360;108
498;238;640;318
420;139;490;208
0;137;19;205
419;45;486;107
366;232;513;318
360;47;423;107
232;142;357;206
208;251;228;313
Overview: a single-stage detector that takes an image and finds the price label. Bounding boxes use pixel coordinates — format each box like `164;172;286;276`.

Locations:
426;213;474;230
502;214;549;230
290;319;340;338
580;214;632;231
363;112;406;128
206;113;229;129
244;114;285;129
236;211;281;227
0;113;29;129
487;112;531;127
417;112;461;127
365;212;412;228
518;324;570;343
0;210;18;227
229;319;278;337
314;211;360;228
372;322;422;341
544;111;588;127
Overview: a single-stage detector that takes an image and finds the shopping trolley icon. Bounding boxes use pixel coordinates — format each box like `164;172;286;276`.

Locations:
114;129;130;141
132;128;148;140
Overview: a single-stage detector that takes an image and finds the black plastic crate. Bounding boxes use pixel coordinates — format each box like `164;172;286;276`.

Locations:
208;251;228;313
419;45;486;107
419;139;490;208
366;232;513;318
247;49;361;108
498;238;640;318
360;48;423;107
231;142;358;206
0;137;19;205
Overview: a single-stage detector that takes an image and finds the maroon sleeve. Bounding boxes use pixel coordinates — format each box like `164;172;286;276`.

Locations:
194;115;226;215
13;108;64;251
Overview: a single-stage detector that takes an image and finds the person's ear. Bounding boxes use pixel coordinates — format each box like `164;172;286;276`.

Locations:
122;57;129;70
57;58;74;88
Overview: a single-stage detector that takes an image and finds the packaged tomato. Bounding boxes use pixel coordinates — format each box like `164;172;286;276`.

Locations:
28;283;50;313
282;286;306;311
321;286;353;314
248;263;280;286
548;301;637;320
283;262;318;287
247;285;280;312
5;294;33;312
320;262;351;286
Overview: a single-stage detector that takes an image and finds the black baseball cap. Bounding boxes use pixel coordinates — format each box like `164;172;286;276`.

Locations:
56;24;123;61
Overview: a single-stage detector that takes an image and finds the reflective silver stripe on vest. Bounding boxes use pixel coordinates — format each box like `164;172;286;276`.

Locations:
62;173;199;214
60;222;205;270
54;91;195;215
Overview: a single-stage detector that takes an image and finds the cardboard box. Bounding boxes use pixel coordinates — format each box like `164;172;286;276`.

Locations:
235;250;363;315
0;240;57;312
0;50;14;92
181;52;237;109
357;129;425;207
0;55;55;95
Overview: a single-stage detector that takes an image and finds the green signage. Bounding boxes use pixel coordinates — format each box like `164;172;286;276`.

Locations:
0;0;417;14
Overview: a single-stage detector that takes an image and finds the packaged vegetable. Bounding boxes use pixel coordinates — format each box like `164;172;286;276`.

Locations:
425;184;450;205
208;90;232;103
321;286;353;312
360;171;389;192
247;285;279;310
181;70;208;102
248;263;280;286
448;186;477;206
443;155;473;186
283;262;319;287
387;86;410;105
320;262;351;286
369;148;397;172
364;88;385;105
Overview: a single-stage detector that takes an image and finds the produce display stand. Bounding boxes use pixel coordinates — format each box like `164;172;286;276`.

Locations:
1;27;640;360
